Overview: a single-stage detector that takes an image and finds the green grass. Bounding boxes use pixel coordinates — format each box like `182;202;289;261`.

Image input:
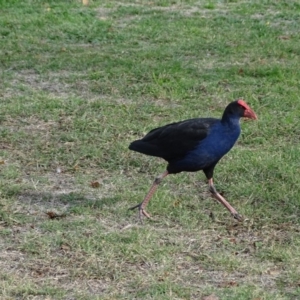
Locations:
1;0;300;298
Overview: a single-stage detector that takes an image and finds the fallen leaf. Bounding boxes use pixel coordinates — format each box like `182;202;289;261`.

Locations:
46;211;58;219
46;211;66;219
173;199;181;207
278;35;290;40
0;160;5;165
229;237;237;244
90;181;100;188
82;0;89;5
61;243;71;251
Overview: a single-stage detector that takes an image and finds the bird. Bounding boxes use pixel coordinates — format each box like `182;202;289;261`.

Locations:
129;99;257;222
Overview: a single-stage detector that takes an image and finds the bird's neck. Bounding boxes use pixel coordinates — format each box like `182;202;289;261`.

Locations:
221;114;241;127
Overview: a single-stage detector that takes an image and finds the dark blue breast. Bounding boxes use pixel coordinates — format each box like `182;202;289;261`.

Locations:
169;121;241;173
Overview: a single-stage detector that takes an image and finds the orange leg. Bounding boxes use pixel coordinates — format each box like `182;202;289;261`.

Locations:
130;171;169;222
208;178;243;221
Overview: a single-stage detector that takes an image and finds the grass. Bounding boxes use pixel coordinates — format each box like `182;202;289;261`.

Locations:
1;0;300;299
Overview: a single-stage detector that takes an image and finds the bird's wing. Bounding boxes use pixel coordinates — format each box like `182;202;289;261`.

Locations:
130;118;219;161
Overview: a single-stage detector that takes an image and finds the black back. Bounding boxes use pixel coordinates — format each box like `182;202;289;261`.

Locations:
129;117;218;162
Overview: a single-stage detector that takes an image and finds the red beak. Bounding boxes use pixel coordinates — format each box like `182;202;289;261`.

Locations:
244;108;257;120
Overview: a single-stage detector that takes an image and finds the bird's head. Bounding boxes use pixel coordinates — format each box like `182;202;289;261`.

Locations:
223;99;257;121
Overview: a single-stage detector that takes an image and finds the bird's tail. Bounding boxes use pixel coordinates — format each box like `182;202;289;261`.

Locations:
129;140;162;157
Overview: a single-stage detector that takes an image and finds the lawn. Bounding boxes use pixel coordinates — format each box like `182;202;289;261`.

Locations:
1;0;300;299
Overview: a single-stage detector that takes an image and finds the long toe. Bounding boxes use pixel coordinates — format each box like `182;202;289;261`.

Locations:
129;203;152;223
129;203;141;210
232;212;243;222
141;208;151;219
137;208;152;224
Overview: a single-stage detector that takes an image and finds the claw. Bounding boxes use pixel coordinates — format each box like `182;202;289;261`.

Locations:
129;171;169;223
232;213;243;222
129;203;152;223
140;208;151;219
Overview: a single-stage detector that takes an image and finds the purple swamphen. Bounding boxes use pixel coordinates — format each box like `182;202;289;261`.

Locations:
129;99;257;222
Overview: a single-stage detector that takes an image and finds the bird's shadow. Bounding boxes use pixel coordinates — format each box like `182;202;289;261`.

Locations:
17;189;121;215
